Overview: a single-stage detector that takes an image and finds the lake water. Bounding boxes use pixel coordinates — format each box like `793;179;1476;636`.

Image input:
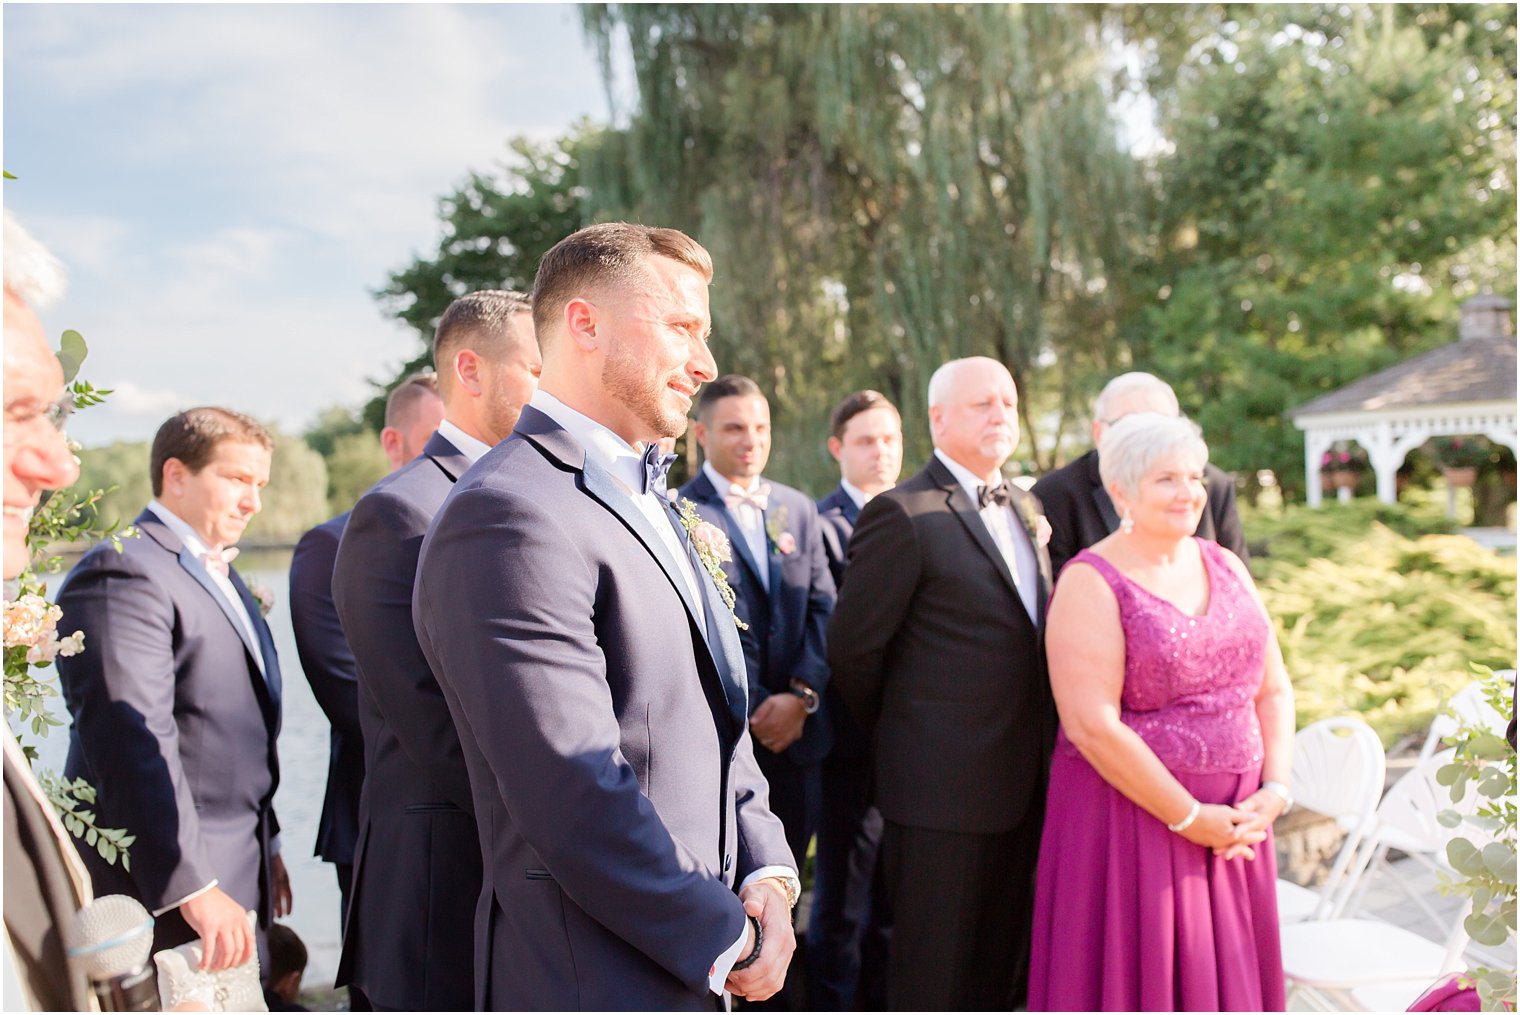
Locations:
21;549;345;986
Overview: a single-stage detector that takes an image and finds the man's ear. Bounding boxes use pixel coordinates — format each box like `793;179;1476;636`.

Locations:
452;348;483;397
563;298;599;353
692;418;710;453
380;426;404;468
827;435;843;463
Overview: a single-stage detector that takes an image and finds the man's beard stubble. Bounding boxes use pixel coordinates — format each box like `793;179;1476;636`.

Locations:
602;343;689;441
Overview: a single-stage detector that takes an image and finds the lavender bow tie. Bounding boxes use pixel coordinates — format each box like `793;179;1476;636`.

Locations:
201;546;239;578
724;482;771;512
641;444;678;495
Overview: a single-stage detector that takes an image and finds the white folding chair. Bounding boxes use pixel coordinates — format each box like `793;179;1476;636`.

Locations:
1417;673;1512;762
1275;716;1386;924
1281;749;1482;1011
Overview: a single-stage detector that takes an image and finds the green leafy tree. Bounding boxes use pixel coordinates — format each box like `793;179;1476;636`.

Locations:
325;430;388;515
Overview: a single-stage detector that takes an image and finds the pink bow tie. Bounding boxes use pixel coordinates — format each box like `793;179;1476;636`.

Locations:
201;546;239;578
724;482;771;512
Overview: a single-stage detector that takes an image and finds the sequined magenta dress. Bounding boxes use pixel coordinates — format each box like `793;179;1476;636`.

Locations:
1028;539;1285;1012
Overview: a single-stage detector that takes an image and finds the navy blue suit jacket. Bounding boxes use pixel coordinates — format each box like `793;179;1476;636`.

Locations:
414;406;795;1011
679;471;836;766
287;511;363;867
331;432;478;1010
57;509;282;935
815;485;871;760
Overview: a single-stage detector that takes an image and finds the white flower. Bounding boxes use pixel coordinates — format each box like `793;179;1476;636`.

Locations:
249;583;275;618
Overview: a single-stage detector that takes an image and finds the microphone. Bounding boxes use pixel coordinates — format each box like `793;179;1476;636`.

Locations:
65;894;159;1011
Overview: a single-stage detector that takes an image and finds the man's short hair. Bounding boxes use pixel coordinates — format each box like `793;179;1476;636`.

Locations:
432;290;532;381
3;211;67;307
264;922;308;983
149;407;273;497
384;370;440;430
1093;371;1179;422
696;374;764;421
829;389;900;440
531;222;713;343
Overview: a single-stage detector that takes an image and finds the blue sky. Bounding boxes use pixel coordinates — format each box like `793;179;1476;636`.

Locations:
5;3;618;446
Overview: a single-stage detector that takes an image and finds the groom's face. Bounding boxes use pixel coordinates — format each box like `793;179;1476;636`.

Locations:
162;438;272;550
601;255;717;441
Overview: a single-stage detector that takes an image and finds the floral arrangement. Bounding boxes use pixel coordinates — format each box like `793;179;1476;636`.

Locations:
3;331;135;865
765;505;796;556
675;499;748;630
1319;446;1368;474
1433;437;1493;470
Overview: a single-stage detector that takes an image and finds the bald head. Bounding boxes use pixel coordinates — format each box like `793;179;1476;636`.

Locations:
1091;371;1180;446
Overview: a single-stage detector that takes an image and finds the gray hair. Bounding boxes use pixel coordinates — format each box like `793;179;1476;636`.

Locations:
3;211;67;307
1097;412;1208;501
1093;371;1179;423
927;356;1008;409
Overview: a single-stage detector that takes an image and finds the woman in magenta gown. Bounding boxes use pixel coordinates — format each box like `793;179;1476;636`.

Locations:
1028;413;1295;1012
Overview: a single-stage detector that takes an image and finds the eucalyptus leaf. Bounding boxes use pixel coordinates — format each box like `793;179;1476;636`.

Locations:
1465;908;1510;946
1481;843;1517;886
1447;838;1485;877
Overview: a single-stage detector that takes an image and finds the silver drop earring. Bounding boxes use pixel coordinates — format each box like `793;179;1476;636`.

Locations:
1120;511;1135;535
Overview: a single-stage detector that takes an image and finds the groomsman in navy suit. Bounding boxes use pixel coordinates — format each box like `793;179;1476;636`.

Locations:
287;372;442;929
807;389;902;1011
415;223;798;1010
332;291;539;1011
58;408;289;969
679;374;835;1007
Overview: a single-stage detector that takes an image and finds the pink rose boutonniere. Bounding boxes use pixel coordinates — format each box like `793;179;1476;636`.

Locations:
249;583;276;618
1015;498;1052;549
765;506;795;555
675;499;749;630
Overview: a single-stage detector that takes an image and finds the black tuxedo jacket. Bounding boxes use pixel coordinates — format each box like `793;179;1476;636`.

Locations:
57;509;282;942
815;484;859;592
331;431;478;1010
1031;448;1248;578
288;511;363;868
827;457;1054;835
679;471;837;766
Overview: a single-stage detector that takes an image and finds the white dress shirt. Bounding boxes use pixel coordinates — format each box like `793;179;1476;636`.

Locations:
147;500;262;668
703;461;769;592
933;450;1040;622
531;391;796;993
839;478;873;511
435;418;491;464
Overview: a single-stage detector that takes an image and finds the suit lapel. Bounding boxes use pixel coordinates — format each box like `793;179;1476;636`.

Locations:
422;430;474;483
689;473;768;598
1085;452;1122;533
661;498;749;733
228;568;283;719
930;459;1022;601
1008;486;1054;626
581;459;705;626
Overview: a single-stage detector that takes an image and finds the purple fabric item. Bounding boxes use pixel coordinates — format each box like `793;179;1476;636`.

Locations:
1407;974;1481;1012
1029;539;1285;1012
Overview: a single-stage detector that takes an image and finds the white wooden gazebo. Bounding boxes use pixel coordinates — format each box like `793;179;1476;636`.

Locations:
1291;295;1518;508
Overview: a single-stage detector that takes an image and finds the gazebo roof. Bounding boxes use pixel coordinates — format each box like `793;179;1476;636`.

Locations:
1291;334;1517;419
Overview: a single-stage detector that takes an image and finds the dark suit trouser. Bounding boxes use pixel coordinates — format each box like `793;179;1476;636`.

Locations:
806;750;889;1011
751;747;820;1010
881;817;1041;1012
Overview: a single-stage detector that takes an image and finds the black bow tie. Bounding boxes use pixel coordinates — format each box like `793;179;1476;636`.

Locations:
978;481;1013;509
641;444;678;495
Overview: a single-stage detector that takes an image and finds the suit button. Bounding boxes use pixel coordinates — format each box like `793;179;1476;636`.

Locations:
724;854;733;872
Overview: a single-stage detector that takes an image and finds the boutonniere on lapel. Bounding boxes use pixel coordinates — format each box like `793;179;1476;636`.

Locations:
765;505;796;556
1015;497;1052;549
676;499;749;631
249;582;276;618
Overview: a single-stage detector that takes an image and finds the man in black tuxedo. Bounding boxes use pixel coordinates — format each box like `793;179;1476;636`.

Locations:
59;407;289;968
829;357;1053;1010
1032;371;1248;578
287;372;442;928
332;291;539;1011
679;374;836;1008
807;389;901;1012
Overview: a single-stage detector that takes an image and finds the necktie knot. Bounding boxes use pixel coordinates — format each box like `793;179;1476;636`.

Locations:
201;546;239;578
978;481;1012;510
641;444;678;496
724;481;771;512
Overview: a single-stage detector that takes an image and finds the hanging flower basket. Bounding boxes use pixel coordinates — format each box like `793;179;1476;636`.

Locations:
1432;436;1492;469
1441;465;1479;488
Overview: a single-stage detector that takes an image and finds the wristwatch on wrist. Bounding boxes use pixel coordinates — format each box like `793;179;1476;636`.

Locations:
1261;780;1293;813
767;873;801;910
788;679;820;715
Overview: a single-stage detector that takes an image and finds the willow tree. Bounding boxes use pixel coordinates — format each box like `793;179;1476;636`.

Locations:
581;4;1141;489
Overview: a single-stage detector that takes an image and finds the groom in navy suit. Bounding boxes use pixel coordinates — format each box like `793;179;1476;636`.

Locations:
415;223;798;1010
807;389;902;1012
58;408;288;969
332;291;539;1011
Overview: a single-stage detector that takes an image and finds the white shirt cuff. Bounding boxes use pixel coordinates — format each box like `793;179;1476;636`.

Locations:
154;879;219;917
707;866;800;995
